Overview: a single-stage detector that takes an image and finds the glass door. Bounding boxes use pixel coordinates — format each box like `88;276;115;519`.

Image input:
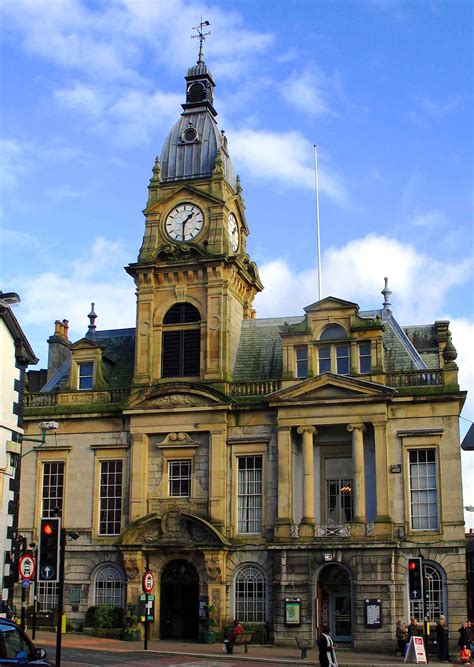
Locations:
333;594;352;642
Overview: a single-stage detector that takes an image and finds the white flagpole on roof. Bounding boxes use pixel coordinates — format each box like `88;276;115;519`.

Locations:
314;144;322;301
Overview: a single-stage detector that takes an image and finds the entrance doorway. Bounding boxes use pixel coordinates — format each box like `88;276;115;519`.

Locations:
316;564;352;644
160;559;199;640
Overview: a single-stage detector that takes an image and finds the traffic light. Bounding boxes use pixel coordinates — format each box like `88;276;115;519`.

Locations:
38;517;61;582
408;557;423;601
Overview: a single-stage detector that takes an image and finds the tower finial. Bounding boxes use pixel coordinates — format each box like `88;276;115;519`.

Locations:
192;18;210;64
381;277;392;316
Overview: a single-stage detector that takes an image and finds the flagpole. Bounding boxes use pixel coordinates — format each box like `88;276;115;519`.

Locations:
314;144;322;300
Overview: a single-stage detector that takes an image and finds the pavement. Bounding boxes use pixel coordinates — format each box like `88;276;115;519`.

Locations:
33;630;464;666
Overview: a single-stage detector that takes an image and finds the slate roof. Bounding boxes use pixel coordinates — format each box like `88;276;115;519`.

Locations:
39;310;439;391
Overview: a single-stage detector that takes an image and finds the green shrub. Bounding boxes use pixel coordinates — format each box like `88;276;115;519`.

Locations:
85;605;124;629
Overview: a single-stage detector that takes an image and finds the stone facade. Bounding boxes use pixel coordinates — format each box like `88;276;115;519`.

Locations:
18;51;467;650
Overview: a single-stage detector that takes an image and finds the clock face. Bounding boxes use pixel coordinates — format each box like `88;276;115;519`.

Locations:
165;203;204;242
228;212;239;252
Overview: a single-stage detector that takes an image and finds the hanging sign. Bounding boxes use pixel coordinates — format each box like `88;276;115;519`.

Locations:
142;570;154;593
18;554;36;580
404;636;427;664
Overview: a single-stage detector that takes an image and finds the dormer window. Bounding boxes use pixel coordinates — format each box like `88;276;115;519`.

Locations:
295;346;308;378
358;342;372;374
78;362;94;390
318;324;349;375
162;303;201;378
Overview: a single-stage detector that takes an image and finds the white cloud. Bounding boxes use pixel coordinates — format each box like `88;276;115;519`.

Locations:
281;69;333;116
409;95;463;124
0;139;31;191
55;82;107;117
228;128;349;204
411;208;448;228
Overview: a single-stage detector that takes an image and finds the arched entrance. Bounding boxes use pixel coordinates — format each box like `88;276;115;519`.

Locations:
317;564;352;643
160;559;199;640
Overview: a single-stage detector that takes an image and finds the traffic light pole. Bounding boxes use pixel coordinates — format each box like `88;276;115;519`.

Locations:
420;555;429;664
55;528;66;667
144;553;149;651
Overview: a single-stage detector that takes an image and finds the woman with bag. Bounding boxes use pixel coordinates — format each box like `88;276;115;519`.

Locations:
459;621;472;664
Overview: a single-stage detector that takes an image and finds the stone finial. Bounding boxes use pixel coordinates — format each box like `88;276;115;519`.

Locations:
88;302;97;334
443;333;458;363
212;148;225;178
236;174;242;194
150;156;161;184
381;277;392;315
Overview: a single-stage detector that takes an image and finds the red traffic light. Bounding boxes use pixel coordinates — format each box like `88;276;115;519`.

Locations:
42;522;54;536
409;561;416;570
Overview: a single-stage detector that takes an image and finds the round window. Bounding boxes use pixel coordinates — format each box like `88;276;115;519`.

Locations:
183;127;198;142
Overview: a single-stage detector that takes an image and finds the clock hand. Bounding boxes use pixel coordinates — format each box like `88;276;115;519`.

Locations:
182;212;194;240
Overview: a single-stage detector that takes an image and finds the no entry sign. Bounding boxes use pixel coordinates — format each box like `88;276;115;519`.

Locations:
142;571;154;593
18;554;36;580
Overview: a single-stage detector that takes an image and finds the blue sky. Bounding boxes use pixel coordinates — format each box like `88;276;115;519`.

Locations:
1;0;473;523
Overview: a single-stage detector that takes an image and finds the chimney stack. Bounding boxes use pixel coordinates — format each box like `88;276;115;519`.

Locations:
47;318;71;381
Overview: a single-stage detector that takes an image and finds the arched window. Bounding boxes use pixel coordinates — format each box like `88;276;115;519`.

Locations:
409;562;444;622
187;82;206;103
234;565;266;623
318;324;350;375
94;564;125;607
162;303;201;378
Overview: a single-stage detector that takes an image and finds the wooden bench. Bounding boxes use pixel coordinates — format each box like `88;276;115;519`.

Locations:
232;631;254;653
295;636;312;659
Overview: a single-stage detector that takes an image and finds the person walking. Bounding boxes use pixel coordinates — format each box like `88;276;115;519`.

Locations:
436;615;449;662
224;619;244;655
317;625;338;667
459;621;472;664
396;620;408;656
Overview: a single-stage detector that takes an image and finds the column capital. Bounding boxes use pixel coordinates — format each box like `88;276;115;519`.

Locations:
371;418;387;427
347;423;366;434
297;425;317;436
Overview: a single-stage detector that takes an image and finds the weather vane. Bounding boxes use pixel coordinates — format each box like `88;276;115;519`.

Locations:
192;18;211;64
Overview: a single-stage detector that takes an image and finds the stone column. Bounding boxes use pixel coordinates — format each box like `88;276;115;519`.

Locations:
209;430;226;530
130;432;148;521
297;426;316;530
373;420;390;521
347;423;366;523
275;426;292;539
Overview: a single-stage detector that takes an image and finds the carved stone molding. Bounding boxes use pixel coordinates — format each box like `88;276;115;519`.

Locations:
148;394;210;408
157;432;199;448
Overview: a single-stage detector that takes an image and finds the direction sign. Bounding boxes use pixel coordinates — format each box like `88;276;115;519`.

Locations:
142;571;154;593
41;565;55;580
18;555;36;580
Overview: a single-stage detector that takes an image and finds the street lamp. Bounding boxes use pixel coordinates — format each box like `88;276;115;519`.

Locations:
465;507;474;512
0;291;21;307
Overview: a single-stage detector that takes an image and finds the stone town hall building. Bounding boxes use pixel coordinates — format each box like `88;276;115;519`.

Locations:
20;48;467;649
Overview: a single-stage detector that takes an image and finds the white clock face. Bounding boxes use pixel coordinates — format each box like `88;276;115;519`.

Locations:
165;203;204;242
228;212;239;252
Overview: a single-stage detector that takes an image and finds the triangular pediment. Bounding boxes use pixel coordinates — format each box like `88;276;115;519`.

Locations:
270;373;394;404
304;296;359;313
145;184;224;213
127;382;231;410
70;337;104;351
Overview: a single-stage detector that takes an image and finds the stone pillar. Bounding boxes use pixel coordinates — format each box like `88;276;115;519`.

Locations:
297;426;316;533
130;432;148;521
209;430;226;529
347;423;366;523
373;420;390;521
203;551;227;628
275;426;292;539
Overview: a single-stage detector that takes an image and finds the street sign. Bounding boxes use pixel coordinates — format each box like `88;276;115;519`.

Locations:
22;580;30;589
41;565;55;580
142;571;154;593
18;554;36;580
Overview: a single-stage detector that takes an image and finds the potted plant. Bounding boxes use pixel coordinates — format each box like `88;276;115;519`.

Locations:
199;604;216;644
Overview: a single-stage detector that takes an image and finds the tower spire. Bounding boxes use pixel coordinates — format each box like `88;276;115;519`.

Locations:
192;18;210;64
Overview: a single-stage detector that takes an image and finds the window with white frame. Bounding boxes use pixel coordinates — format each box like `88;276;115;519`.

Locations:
317;325;350;375
410;563;444;622
37;582;58;611
94;565;125;607
99;460;123;535
78;361;94;390
41;461;64;517
168;459;191;497
234;565;266;622
409;449;438;530
358;342;372;373
325;457;353;523
295;346;308;378
238;456;263;534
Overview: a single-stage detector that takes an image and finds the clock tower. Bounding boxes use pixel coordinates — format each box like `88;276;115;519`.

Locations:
127;36;262;387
